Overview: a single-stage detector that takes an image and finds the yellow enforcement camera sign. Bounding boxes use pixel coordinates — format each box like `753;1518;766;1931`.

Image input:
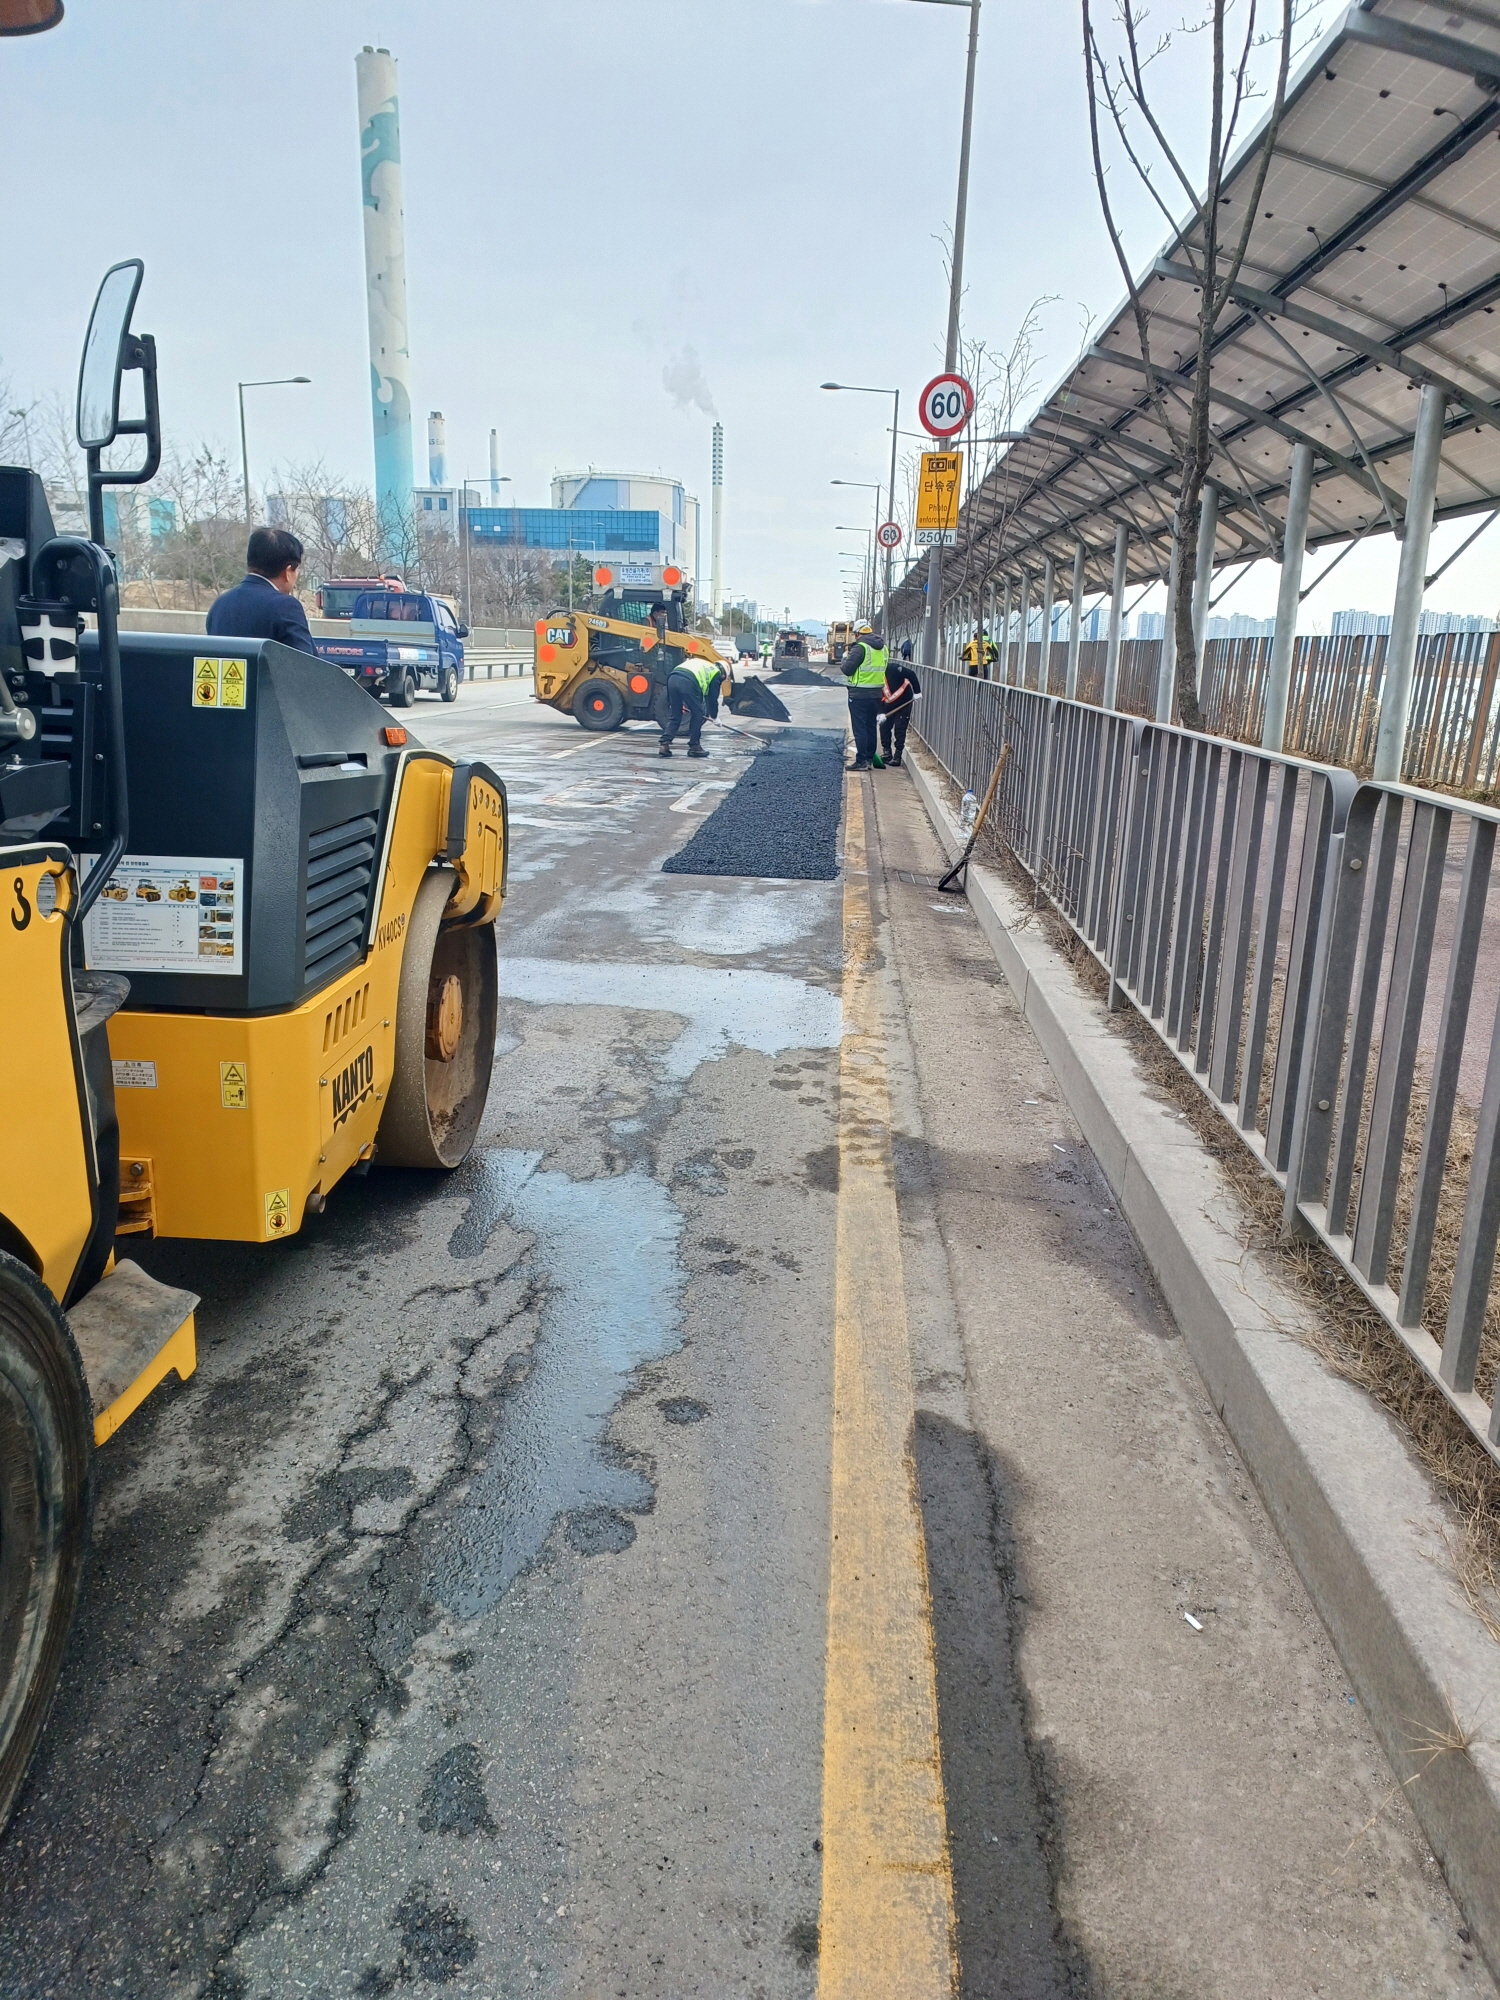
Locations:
915;452;963;548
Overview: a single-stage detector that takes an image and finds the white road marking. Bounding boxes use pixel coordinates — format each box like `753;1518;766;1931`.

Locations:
668;781;735;814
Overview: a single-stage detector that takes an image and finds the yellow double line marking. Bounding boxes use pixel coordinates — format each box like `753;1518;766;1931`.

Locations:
819;777;957;1997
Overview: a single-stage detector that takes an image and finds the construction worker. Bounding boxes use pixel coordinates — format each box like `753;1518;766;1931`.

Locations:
961;627;988;677
840;619;887;772
878;654;921;768
659;654;723;759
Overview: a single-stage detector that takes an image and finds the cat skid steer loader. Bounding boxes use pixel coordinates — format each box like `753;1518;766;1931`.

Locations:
533;566;789;731
0;260;509;1828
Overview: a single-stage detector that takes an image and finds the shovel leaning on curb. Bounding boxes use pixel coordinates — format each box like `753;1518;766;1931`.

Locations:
938;743;1010;893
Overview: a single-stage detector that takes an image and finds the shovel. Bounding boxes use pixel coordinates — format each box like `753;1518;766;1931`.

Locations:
938;743;1010;894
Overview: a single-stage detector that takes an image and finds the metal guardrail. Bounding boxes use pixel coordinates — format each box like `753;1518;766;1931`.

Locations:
916;668;1500;1463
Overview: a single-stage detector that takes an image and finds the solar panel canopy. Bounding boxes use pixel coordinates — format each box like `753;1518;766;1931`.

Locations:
912;0;1500;607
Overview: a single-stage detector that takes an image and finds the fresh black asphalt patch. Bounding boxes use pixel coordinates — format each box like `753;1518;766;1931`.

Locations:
662;728;843;881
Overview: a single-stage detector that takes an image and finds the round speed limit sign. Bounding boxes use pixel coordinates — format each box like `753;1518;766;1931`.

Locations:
876;520;903;550
918;372;975;439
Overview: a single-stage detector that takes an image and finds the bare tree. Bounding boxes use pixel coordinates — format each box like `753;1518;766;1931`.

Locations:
1083;0;1297;727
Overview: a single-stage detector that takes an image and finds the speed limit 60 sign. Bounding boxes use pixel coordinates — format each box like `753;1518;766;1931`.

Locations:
876;520;903;550
919;373;974;439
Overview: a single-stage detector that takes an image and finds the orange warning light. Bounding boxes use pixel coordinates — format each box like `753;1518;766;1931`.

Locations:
662;566;682;587
539;644;557;664
382;726;408;746
594;566;614;588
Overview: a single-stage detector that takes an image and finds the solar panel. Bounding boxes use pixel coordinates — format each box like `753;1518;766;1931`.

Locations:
902;0;1500;605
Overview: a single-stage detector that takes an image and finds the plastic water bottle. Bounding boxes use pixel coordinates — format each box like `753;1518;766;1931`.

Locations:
960;789;979;834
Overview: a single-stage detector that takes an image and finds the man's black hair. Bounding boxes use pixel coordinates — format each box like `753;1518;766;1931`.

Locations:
246;526;304;577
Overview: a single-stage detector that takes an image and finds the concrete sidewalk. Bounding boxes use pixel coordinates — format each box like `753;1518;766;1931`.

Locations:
865;764;1491;1998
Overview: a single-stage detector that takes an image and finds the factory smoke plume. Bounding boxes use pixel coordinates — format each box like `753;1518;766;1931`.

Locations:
662;346;717;418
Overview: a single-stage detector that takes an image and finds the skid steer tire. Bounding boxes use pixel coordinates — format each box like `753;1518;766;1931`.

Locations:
0;1250;92;1836
376;868;499;1170
572;679;626;732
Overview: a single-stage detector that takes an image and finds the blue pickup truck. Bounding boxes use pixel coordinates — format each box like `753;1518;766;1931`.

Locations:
313;590;468;705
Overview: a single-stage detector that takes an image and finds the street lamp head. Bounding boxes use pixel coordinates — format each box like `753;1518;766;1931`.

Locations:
291;376;311;384
821;382;843;391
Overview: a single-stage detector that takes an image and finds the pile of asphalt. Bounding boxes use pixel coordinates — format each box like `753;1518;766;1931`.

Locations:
767;664;835;686
663;729;843;881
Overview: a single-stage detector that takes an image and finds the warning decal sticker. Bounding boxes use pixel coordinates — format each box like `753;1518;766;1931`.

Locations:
264;1188;290;1237
192;657;249;710
220;1061;248;1109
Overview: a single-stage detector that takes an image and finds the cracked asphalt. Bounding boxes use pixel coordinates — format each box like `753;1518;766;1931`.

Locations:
0;685;844;1999
1;676;1490;1999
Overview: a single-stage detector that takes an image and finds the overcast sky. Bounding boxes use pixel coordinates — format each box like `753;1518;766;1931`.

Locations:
3;0;1493;627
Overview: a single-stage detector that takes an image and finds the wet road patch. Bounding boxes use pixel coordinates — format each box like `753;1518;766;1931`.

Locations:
663;729;843;881
565;1505;638;1555
417;1744;496;1836
659;1396;710;1425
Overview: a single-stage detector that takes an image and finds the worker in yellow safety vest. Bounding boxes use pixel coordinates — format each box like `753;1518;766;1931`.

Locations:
839;620;888;771
961;628;992;677
659;653;724;759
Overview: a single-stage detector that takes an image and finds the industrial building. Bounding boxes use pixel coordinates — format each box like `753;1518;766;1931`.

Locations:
454;468;700;585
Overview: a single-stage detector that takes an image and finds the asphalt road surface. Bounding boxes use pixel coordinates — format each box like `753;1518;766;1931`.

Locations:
0;677;1491;1999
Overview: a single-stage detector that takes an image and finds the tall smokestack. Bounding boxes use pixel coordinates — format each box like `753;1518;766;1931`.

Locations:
356;47;414;532
710;422;723;618
427;411;447;487
488;427;501;503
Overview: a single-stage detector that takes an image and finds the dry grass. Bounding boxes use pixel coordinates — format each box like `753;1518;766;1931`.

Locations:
920;753;1500;1646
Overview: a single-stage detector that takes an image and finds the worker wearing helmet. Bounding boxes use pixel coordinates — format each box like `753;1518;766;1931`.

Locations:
659;652;723;759
840;620;888;771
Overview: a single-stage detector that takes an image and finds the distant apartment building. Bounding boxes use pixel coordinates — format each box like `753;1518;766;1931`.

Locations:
1331;608;1496;636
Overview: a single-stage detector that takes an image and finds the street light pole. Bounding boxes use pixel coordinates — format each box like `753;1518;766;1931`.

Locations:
918;0;981;671
821;385;901;635
237;376;312;525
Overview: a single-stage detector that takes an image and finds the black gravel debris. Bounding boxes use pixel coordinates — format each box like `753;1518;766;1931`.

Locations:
663;729;843;881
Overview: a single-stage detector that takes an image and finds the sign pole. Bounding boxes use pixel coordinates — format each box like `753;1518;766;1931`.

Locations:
885;387;900;642
922;0;982;671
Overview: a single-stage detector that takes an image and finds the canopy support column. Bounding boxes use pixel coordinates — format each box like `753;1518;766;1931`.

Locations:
1017;572;1032;691
1066;540;1085;700
1192;481;1219;693
1000;576;1012;685
1263;441;1313;754
1156;527;1180;725
1039;557;1055;695
1376;385;1446;784
1103;524;1128;711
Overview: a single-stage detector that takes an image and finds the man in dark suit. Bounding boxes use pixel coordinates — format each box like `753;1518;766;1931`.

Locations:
206;527;317;653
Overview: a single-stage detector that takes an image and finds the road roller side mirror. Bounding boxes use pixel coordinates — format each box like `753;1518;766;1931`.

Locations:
0;0;64;33
75;260;161;546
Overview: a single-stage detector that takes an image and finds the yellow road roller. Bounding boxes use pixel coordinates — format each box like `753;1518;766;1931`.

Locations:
0;260;508;1827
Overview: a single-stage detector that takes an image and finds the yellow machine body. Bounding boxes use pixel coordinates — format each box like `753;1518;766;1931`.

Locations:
532;610;731;718
106;753;506;1244
0;848;95;1301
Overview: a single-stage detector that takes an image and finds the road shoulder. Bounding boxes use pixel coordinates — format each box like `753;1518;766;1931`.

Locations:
869;760;1495;1997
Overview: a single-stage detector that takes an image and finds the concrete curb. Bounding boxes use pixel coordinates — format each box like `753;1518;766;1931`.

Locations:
904;745;1500;1980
